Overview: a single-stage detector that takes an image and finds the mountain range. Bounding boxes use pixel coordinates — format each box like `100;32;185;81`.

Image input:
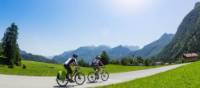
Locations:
52;33;173;63
132;33;174;57
52;45;139;63
158;2;200;60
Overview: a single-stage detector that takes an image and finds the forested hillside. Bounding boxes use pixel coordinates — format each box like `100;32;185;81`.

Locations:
159;2;200;60
0;42;2;55
132;33;174;57
20;50;56;63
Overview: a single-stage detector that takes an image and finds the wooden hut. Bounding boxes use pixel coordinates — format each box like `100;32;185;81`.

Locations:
183;53;198;62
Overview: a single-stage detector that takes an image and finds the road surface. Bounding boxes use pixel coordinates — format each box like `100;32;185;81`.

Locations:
0;64;187;88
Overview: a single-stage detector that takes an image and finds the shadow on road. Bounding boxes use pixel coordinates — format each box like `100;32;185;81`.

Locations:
53;81;104;88
53;85;76;88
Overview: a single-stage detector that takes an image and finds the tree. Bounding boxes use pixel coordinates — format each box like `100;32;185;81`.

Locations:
198;54;200;60
2;23;21;66
121;57;130;65
0;43;3;56
78;58;89;67
132;58;139;66
100;51;110;65
136;56;144;64
144;59;152;66
15;44;21;66
0;43;3;55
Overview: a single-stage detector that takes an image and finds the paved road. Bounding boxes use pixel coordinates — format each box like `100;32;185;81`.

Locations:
0;64;187;88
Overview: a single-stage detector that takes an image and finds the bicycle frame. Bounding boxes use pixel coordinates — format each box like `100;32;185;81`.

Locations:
67;66;80;80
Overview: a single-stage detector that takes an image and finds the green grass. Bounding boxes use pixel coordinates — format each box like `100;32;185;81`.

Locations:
99;61;200;88
0;60;159;76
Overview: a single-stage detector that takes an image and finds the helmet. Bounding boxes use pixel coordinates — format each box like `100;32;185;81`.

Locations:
72;54;78;58
96;56;101;59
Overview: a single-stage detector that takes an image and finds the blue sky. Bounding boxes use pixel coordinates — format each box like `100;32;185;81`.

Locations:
0;0;199;56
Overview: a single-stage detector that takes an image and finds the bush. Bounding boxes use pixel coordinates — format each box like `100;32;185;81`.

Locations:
110;59;120;65
119;56;160;66
22;64;26;69
121;58;129;65
8;65;14;68
120;57;133;65
175;58;186;63
0;56;6;65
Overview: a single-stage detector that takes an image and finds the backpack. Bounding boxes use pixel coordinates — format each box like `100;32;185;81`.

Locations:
91;59;98;66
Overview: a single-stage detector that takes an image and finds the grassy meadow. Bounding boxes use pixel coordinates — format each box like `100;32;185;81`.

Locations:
99;61;200;88
0;60;159;76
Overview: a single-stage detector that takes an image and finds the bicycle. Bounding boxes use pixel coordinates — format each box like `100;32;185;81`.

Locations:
56;66;86;87
87;66;109;83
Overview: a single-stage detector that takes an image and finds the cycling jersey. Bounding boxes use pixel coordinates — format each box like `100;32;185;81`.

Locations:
64;57;77;66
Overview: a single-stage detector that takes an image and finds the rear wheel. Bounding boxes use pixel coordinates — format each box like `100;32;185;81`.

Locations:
101;71;109;81
87;72;96;82
56;75;68;87
75;72;86;85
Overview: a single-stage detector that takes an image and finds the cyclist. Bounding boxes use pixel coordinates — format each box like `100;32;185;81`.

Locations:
64;54;78;82
91;56;104;78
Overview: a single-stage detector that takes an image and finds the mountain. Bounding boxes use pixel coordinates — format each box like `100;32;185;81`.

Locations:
124;46;140;51
158;2;200;59
53;45;139;63
20;50;56;63
108;45;133;59
132;33;174;57
53;45;110;63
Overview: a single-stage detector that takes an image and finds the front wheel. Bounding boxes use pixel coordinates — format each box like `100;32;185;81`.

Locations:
101;71;109;81
87;72;96;83
56;75;68;87
75;72;86;85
